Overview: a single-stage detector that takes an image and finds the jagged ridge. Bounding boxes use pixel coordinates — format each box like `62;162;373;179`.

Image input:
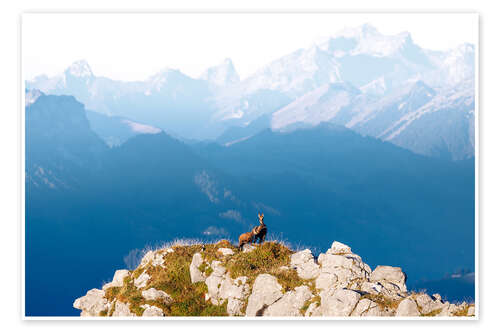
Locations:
74;240;475;318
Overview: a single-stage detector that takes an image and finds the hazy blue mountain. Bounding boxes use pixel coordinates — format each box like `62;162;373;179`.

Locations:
379;80;475;160
85;110;161;147
194;123;474;284
26;24;475;161
215;114;272;145
26;50;474;315
27;62;219;139
25;92;108;194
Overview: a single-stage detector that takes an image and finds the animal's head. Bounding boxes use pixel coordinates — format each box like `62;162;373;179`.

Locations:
258;213;264;225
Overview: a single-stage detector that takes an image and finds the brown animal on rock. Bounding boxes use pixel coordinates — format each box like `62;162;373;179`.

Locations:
252;213;267;245
238;229;257;251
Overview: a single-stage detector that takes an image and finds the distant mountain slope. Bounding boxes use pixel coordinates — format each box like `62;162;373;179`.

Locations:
27;63;219;139
26;95;474;315
85;110;161;147
25;92;108;193
265;80;474;160
26;24;475;160
195;124;475;283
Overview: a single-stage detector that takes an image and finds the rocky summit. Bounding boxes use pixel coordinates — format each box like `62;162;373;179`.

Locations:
74;240;475;318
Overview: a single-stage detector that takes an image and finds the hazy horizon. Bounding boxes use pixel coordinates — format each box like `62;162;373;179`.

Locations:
22;13;477;82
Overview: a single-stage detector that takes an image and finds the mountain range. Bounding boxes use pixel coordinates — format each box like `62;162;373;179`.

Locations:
26;24;475;160
25;91;474;315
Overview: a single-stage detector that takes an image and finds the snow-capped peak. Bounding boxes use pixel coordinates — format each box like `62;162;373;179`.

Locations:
201;58;240;87
318;24;416;58
66;60;94;78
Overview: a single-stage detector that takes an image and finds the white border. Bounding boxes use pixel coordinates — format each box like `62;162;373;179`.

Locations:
19;11;480;322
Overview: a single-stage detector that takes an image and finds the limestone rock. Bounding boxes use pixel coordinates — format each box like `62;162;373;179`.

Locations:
327;241;352;255
151;252;165;267
73;288;109;316
305;302;321;317
370;266;407;293
315;272;338;291
141;288;172;304
211;261;227;277
317;252;371;290
291;249;314;266
415;293;433;309
112;301;134;317
395;298;420;317
320;288;361;317
218;248;234;256
360;281;383;294
290;249;320;280
189;252;206;283
242;244;256;253
141;304;164;317
467;305;475;316
134;271;150;289
437;302;453;316
227;298;246;316
204;261;249;315
351;298;384;317
264;285;313;316
414;293;446;315
103;269;130;290
139;251;155;267
246;274;283;316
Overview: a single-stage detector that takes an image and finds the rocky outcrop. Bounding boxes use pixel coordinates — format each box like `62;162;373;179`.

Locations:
395;298;420;316
204;260;250;316
320;288;361;316
264;285;313;316
189;252;206;283
290;249;320;280
141;288;173;304
73;289;110;316
103;270;130;290
141;304;164;316
112;301;134;317
74;240;475;318
134;271;150;289
246;274;283;316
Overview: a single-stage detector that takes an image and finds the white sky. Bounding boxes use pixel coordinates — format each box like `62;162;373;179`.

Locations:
22;13;478;82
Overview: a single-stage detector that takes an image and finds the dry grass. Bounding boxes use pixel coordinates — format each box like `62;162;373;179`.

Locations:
225;241;293;286
101;239;318;317
361;293;402;310
421;308;443;317
104;243;230;316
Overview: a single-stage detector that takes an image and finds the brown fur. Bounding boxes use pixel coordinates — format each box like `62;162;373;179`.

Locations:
238;229;257;250
253;213;267;245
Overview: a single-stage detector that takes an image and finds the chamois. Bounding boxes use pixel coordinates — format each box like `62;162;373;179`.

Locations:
238;228;257;251
252;213;267;245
